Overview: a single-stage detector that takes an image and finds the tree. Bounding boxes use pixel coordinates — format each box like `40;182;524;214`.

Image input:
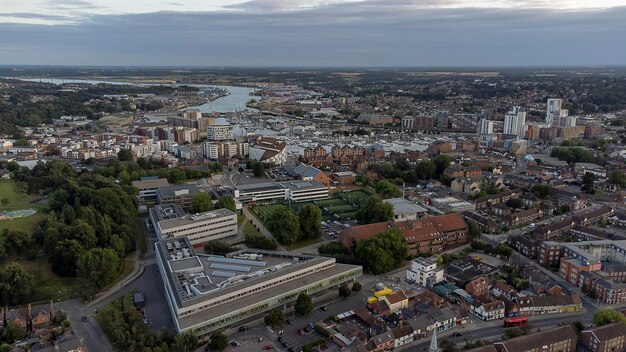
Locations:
0;198;8;206
77;248;121;290
117;149;133;161
375;180;402;198
415;160;436;180
299;204;322;240
245;234;278;250
264;308;285;329
339;283;351;298
190;193;213;213
592;309;626;326
0;321;27;344
204;240;237;255
531;184;551;199
582;172;596;193
207;331;228;352
3;230;31;253
352;281;362;292
440;339;458;352
355;196;394;224
0;263;35;305
215;196;236;212
505;198;524;209
269;208;300;244
295;292;313;316
252;161;266;178
467;220;482;240
355;228;408;274
609;170;626;187
433;155;452;178
49;239;85;277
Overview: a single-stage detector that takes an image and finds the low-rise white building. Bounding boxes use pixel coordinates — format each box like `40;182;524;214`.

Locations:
406;257;444;287
151;204;237;247
384;198;428;222
470;300;505;321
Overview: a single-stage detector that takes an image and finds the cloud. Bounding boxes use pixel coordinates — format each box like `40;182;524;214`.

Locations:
0;1;625;66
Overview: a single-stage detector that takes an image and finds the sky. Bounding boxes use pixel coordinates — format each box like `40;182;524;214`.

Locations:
1;0;626;67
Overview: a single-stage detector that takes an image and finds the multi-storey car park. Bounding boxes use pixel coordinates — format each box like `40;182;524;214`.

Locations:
155;237;362;338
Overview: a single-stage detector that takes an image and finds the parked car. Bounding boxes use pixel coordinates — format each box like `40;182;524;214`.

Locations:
286;319;294;325
320;306;328;311
231;341;241;347
321;344;329;350
262;345;273;350
298;329;305;336
239;326;248;332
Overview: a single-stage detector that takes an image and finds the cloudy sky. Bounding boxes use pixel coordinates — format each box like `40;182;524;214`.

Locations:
1;0;626;67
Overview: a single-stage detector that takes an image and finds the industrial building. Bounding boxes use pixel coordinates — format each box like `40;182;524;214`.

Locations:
234;180;329;203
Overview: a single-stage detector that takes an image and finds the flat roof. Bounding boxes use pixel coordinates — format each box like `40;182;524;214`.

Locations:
280;180;326;191
383;198;427;215
132;178;169;189
157;184;201;198
151;204;185;222
159;208;236;231
176;262;360;330
236;182;285;192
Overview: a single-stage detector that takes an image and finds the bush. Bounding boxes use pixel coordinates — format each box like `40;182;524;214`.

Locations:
204;241;238;255
245;234;278;250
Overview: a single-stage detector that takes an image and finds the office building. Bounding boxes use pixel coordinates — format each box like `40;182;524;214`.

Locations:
155;237;362;337
151;205;237;247
383;198;428;222
233;180;329;204
156;184;202;209
132;177;170;203
406;257;444;287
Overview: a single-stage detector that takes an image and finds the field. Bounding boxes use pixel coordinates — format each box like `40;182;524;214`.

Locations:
4;256;85;303
252;189;374;225
0;180;46;237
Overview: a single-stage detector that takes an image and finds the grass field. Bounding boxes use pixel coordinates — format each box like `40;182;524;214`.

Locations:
4;255;85;303
243;222;262;237
0;180;46;237
337;190;373;206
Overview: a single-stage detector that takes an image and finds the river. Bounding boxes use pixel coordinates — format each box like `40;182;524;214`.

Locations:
6;77;256;113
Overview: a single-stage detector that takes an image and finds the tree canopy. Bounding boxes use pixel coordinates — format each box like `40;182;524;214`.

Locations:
355;196;394;224
264;308;285;329
215;196;236;212
354;228;408;274
295;292;313;316
190;193;213;213
267;206;301;244
77;248;122;290
299;204;322;240
592;309;626;326
375;180;402;198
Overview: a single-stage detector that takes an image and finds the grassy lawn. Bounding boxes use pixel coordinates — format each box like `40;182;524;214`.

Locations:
4;255;85;303
243;222;262;237
0;180;46;238
284;238;322;251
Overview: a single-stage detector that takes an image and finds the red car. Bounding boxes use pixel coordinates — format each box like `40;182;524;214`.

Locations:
298;329;306;336
321;344;329;350
262;345;273;350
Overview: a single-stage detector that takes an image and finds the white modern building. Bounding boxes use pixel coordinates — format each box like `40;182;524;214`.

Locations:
406;257;444;287
233;180;329;203
384;198;428;222
155;238;362;337
477;118;494;136
207;124;234;141
150;205;238;247
503;106;526;138
546;98;564;126
249;137;287;166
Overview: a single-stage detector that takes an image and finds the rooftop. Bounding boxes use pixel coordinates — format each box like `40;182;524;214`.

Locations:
158;208;236;231
383;198;427;215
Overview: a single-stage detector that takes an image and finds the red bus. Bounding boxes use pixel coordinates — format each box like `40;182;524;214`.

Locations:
504;317;528;327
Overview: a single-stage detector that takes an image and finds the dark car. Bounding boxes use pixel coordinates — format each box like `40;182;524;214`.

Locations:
231;341;241;347
239;326;248;332
453;332;463;337
286;319;294;325
320;306;328;311
81;316;88;322
277;337;284;343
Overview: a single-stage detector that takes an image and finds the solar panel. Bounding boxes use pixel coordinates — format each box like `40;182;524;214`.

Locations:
210;263;251;272
207;256;267;267
212;271;236;278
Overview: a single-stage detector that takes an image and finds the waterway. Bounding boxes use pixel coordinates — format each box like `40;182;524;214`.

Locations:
6;77;256;113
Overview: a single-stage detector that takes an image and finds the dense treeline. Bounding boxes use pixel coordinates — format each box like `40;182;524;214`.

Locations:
2;160;142;296
97;294;198;352
550;147;602;165
0;78;197;136
263;204;322;245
